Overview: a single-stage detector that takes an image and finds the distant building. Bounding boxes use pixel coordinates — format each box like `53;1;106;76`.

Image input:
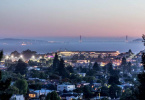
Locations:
29;89;53;99
57;85;75;92
58;51;120;59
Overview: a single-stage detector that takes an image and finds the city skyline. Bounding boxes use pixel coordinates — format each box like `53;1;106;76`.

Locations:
0;0;145;38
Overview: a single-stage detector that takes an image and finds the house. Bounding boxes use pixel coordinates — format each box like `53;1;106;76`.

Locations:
57;85;75;92
10;95;25;100
29;91;37;99
29;89;53;99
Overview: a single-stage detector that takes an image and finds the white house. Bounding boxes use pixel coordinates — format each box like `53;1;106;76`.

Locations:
57;85;75;91
10;95;25;100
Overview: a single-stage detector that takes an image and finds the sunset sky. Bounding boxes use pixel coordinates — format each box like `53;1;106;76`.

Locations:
0;0;145;38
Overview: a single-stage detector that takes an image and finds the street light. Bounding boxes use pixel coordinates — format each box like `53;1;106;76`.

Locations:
32;55;35;59
39;56;42;59
11;55;14;58
6;55;9;59
20;55;23;58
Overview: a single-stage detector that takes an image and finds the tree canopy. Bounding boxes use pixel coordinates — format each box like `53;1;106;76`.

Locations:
45;91;60;100
15;59;28;75
0;51;12;100
14;79;28;94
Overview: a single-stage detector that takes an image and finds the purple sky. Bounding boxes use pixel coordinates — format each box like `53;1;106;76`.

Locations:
0;0;145;38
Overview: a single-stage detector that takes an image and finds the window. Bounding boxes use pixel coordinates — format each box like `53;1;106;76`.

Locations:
29;94;36;98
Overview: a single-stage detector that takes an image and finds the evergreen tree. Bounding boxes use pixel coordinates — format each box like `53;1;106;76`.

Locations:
121;57;127;74
53;53;59;69
0;51;12;100
45;91;60;100
137;53;145;100
109;84;121;99
128;62;132;73
93;62;101;71
107;63;114;75
15;59;28;75
108;76;120;85
82;85;93;98
57;58;69;78
66;65;74;73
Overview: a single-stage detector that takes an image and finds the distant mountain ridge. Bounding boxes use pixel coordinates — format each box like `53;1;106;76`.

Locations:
132;38;142;42
0;38;50;45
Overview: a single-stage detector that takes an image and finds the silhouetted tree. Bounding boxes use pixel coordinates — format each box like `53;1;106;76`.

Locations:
10;50;20;57
108;76;120;85
137;52;145;100
28;60;37;66
15;59;28;75
52;53;59;69
0;51;12;100
128;62;132;73
109;84;121;99
120;88;136;100
101;86;109;96
45;91;60;100
21;49;37;60
57;58;69;78
93;62;101;71
121;57;127;74
66;65;74;73
82;85;93;98
107;63;114;75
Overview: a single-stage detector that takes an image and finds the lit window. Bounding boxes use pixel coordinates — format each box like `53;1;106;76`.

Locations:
29;94;36;98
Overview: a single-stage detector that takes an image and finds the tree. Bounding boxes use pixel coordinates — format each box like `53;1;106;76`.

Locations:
15;59;28;75
127;62;132;73
121;57;127;74
45;91;60;100
120;88;136;100
29;83;41;90
10;50;20;57
28;60;37;66
30;70;40;78
93;62;101;71
57;58;69;78
21;49;37;60
109;85;121;99
66;65;74;73
6;86;19;94
14;79;28;94
101;86;109;96
83;76;95;83
39;72;47;79
0;51;12;100
82;85;93;98
86;69;96;76
108;76;120;85
107;63;114;75
137;52;145;100
52;53;59;69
